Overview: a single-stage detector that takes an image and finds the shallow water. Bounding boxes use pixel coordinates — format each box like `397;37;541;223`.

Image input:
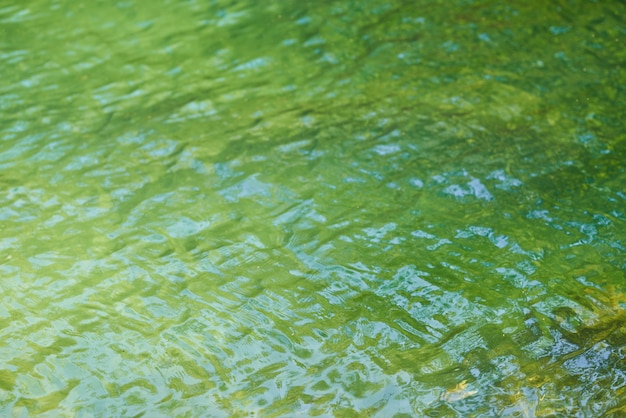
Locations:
1;0;625;416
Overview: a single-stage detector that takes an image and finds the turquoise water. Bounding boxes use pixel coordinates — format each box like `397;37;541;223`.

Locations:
1;0;625;416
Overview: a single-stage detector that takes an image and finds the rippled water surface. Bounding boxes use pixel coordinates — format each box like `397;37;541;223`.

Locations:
1;0;626;416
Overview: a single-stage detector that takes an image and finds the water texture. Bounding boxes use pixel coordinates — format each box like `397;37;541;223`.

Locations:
1;0;625;416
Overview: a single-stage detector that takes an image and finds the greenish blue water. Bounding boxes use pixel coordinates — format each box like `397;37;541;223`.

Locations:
1;0;625;416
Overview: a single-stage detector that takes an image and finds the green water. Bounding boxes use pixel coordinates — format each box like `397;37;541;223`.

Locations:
1;0;625;416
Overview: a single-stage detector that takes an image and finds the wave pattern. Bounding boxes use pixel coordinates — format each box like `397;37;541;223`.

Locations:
1;0;625;416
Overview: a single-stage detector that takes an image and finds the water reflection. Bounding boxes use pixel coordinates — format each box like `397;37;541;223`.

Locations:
1;0;626;416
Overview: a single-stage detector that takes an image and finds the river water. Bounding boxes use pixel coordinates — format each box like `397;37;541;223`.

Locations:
1;1;625;416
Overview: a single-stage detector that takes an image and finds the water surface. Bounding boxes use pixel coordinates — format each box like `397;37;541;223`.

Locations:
1;0;625;416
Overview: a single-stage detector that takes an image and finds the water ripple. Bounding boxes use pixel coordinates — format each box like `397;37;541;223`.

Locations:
1;0;626;416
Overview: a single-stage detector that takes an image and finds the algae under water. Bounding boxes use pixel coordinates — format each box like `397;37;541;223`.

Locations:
0;0;625;416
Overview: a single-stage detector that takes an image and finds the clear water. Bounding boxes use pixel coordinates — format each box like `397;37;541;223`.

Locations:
1;1;625;416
